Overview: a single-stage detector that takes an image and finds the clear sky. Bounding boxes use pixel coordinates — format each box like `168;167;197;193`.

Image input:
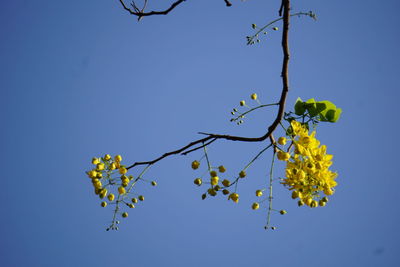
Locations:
1;0;399;266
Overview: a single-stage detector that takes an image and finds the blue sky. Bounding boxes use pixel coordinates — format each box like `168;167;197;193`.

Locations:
1;0;399;266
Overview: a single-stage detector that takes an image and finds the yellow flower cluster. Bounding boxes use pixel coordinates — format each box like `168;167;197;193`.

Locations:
86;154;152;222
191;161;243;203
279;120;338;207
87;154;128;198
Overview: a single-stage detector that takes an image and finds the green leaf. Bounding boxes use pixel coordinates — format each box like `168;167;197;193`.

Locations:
318;100;341;122
315;101;327;113
318;101;336;113
332;108;342;122
294;97;305;115
305;98;318;117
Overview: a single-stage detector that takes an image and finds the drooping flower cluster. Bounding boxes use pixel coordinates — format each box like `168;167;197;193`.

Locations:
86;154;154;229
278;120;338;207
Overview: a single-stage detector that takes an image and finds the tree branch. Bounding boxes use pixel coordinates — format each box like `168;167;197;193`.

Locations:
126;0;291;170
119;0;232;20
224;0;232;7
119;0;186;19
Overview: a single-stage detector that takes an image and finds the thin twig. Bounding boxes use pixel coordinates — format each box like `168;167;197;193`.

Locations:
279;0;284;17
265;149;276;229
182;138;217;155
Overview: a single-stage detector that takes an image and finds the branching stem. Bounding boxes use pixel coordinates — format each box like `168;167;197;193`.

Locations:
125;0;292;195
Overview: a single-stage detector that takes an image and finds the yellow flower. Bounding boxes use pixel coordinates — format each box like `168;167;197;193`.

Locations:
122;212;128;218
151;181;157;186
210;176;219;186
240;100;246;106
138;195;145;201
99;188;108;199
218;165;226;173
229;193;239;203
278;137;287;145
290;120;307;136
88;170;97;178
209;171;218;177
191;160;200;170
118;186;126;195
107;193;115;201
239;170;246;178
277;151;290;161
119;167;127;175
255;190;263;197
208;188;217;196
282;120;338;207
222;179;230;187
96;163;105;171
310;200;319;208
252;202;260;210
324;188;334;195
114;155;122;162
279;210;287;215
101;201;107;207
109;163;117;170
131;198;138;203
121;175;129;184
250;93;258;100
93;180;102;189
194;178;202;186
92;157;100;165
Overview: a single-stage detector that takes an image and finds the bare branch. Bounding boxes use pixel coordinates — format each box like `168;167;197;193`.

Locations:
279;0;284;16
119;0;232;20
224;0;232;7
126;0;292;170
181;138;217;155
119;0;186;19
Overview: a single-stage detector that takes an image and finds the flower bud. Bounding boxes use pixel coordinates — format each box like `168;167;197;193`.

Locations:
218;165;226;173
191;160;200;170
278;137;287;145
222;179;230;187
194;178;202;186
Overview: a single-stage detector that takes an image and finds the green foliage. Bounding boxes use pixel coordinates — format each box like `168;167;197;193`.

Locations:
294;98;342;123
294;97;306;115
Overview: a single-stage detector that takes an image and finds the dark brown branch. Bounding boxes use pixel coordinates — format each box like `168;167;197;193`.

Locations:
224;0;232;7
119;0;186;19
279;0;284;17
182;138;217;155
126;0;291;170
119;0;232;20
127;135;214;169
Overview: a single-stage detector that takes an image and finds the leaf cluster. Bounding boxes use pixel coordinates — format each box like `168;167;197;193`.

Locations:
294;98;342;123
